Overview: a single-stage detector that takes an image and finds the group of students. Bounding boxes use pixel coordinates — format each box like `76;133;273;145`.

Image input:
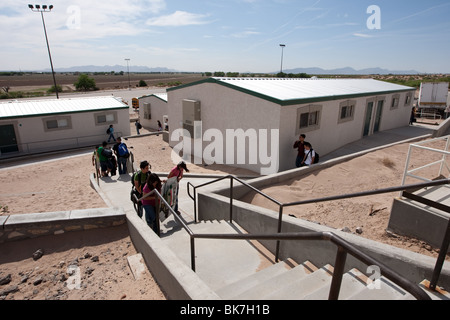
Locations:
293;134;317;168
131;160;189;234
93;137;130;177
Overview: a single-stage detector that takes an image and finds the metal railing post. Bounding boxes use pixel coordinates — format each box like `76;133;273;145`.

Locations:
230;177;233;223
194;186;197;223
430;218;450;290
329;246;347;300
275;205;284;262
190;236;196;272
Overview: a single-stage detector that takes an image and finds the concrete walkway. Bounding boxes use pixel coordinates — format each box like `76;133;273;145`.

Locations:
321;124;436;161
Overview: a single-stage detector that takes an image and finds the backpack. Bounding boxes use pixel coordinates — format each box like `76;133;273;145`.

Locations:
106;128;111;134
118;143;129;158
306;149;319;164
131;171;150;188
101;148;113;159
137;123;142;129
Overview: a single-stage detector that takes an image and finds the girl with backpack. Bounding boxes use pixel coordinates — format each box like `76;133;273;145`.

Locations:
142;173;162;234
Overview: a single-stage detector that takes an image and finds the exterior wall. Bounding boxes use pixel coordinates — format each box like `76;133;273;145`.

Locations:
168;83;281;174
280;91;413;171
168;81;414;174
0;108;130;156
138;96;168;131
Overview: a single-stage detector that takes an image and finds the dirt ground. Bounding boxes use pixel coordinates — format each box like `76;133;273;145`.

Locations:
0;121;449;300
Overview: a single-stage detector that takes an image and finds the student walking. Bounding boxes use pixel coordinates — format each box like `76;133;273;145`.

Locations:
300;142;316;167
131;161;152;218
293;134;306;167
113;137;130;174
135;120;142;135
142;173;162;234
107;125;116;143
167;161;189;215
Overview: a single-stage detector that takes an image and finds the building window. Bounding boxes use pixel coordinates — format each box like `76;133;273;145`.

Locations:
296;104;322;134
404;92;412;106
95;111;117;125
338;100;356;123
43;116;71;131
390;94;400;109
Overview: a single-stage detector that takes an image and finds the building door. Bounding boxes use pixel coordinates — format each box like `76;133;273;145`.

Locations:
373;100;384;133
0;124;18;153
363;102;374;136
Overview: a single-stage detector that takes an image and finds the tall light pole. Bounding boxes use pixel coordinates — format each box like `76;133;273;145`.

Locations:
125;59;131;90
279;44;286;75
280;44;286;73
28;4;59;99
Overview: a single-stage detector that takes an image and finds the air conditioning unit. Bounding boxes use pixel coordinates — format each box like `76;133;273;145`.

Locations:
182;99;201;138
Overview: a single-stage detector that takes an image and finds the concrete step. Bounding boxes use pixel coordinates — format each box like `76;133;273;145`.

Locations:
418;280;450;300
303;268;368;300
260;264;334;300
346;277;409;300
216;259;297;300
160;218;272;291
230;261;318;300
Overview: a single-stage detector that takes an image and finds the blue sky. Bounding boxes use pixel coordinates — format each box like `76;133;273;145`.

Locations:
1;0;449;73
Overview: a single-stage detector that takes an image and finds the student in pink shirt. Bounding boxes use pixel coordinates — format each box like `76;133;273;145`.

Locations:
167;161;189;214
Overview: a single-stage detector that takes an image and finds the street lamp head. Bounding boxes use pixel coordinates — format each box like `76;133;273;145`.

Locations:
28;4;53;11
280;44;286;48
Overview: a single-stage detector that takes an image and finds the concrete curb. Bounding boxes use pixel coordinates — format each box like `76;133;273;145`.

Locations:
0;207;126;244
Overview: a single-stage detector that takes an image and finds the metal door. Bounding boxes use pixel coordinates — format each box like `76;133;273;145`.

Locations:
0;124;18;153
363;102;374;136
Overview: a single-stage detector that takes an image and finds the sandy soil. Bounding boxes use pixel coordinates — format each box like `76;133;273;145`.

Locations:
0;122;449;300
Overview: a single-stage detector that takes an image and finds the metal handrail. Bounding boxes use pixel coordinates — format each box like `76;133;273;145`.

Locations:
193;231;431;300
139;185;432;300
187;175;282;223
188;175;450;292
138;188;198;270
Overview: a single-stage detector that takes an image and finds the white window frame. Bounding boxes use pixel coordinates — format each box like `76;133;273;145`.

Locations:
404;92;413;107
43;116;72;132
95;111;117;125
390;94;400;109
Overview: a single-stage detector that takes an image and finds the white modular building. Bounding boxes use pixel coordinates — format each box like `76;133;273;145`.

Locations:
0;96;130;157
138;93;168;132
167;77;416;174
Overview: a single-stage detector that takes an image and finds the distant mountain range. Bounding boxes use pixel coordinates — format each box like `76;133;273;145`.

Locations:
280;66;422;75
51;65;178;73
41;65;422;75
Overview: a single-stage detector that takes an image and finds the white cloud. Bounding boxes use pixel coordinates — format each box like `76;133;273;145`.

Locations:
353;33;374;38
230;30;261;38
146;11;212;27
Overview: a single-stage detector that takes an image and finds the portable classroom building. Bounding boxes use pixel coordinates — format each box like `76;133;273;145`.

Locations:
138;93;168;132
0;96;130;157
167;77;415;174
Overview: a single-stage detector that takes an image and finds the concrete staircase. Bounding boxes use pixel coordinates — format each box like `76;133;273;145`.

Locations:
158;216;450;300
